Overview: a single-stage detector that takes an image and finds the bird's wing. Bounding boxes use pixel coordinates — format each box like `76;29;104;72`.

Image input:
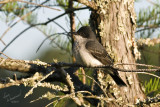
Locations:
85;40;113;65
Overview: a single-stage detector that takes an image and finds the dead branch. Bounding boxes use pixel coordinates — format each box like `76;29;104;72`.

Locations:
136;94;160;106
137;38;160;47
74;0;97;10
0;72;68;91
0;57;160;106
0;57;160;74
0;57;99;105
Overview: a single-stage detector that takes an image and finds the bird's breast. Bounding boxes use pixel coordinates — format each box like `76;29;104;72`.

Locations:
73;40;103;67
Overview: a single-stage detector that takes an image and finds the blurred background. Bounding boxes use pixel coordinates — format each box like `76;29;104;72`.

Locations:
0;0;159;106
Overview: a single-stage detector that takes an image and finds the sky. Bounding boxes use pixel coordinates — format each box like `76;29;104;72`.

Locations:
0;0;154;61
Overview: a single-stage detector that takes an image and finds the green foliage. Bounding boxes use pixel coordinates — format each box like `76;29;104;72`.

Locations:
3;2;21;14
56;0;69;10
56;0;81;10
76;19;89;30
51;34;72;54
136;1;160;38
38;25;55;36
2;2;24;19
144;78;160;97
77;68;94;86
1;1;38;25
25;13;37;24
56;0;88;31
52;98;77;107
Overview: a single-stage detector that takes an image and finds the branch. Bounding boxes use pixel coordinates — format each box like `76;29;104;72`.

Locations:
147;0;159;7
0;58;99;106
1;26;33;53
0;57;160;73
74;0;97;10
0;7;88;53
136;25;160;33
136;94;160;106
0;72;68;92
36;7;89;26
17;0;61;11
24;70;55;98
0;0;51;53
51;20;67;32
0;0;49;41
1;57;160;106
0;0;60;11
36;32;69;53
137;38;160;47
116;63;160;69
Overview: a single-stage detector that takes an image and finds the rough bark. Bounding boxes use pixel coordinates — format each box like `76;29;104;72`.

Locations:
90;0;145;106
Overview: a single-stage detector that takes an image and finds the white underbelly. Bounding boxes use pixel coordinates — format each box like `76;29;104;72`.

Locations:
74;44;103;66
79;48;103;66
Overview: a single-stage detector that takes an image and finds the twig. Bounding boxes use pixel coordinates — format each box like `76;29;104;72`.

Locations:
36;7;89;26
0;7;88;54
50;62;160;72
17;0;61;11
36;32;68;52
116;63;160;69
25;70;55;98
136;25;160;33
80;68;86;84
116;68;160;72
21;4;68;9
1;12;68;54
137;72;160;79
77;73;107;97
76;14;83;26
1;26;33;53
147;0;159;7
0;0;49;41
0;72;42;88
137;38;160;47
46;94;70;107
48;19;72;52
57;68;82;106
0;51;11;59
52;20;67;32
0;78;21;88
136;94;160;106
74;0;97;10
0;57;160;74
0;0;60;11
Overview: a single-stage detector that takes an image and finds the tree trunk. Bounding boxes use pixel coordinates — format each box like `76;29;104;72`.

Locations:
90;0;145;106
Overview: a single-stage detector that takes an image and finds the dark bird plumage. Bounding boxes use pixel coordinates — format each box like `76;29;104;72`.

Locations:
73;26;127;87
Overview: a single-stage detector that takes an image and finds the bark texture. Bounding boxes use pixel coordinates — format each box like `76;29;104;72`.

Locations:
90;0;145;105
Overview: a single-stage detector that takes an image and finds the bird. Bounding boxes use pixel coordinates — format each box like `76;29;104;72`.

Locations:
72;26;127;87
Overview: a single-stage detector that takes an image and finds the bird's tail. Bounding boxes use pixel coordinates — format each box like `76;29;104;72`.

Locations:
105;69;127;87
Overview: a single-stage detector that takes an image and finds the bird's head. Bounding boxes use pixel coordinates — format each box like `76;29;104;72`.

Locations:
76;26;97;39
